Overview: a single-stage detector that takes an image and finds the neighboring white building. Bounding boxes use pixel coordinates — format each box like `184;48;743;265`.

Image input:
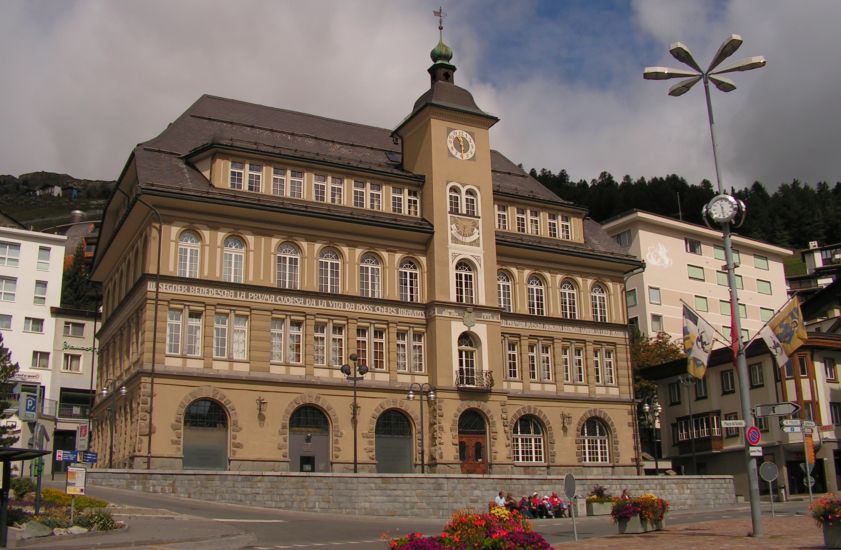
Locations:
789;241;841;298
602;211;792;342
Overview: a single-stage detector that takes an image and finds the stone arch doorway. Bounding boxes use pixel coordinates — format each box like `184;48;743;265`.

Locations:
375;409;412;473
183;399;228;470
458;409;488;474
289;405;330;472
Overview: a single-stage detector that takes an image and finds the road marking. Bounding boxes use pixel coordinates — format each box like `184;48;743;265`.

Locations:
214;518;287;523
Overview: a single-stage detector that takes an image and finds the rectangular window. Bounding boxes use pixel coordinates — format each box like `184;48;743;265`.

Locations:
626;289;637;307
167;310;182;354
369;183;382;210
372;329;385;370
540;343;552;381
756;416;769;432
716;271;728;286
685;238;702;255
754;254;769;270
695;377;707;399
272;167;286;196
63;321;84;338
356;328;368;368
247;163;262;192
724;413;740;437
757;279;772;295
496;204;508;230
23;317;44;333
314;323;327;365
560;215;572;240
721;370;735;394
506;340;519;379
0;241;20;267
288;320;303;363
0;314;10;330
33;280;47;305
331;324;345;367
562;345;571;382
604;349;615;385
798;355;808;377
831;402;841;426
594;348;602;385
668;382;681;405
289;170;304;198
313;174;327;202
396;332;408;372
804;402;815;422
826;358;837;381
695;295;708;312
547;213;558;238
784;360;794;379
185;311;202;356
31;351;50;369
528;210;540;235
515;208;526;233
330;177;344;204
760;307;774;322
231;315;247;360
391;187;404;214
614;230;631;247
62;353;82;373
528;344;538;381
719;301;747;318
749;362;764;387
271;318;284;362
0;276;17;302
411;332;425;373
651;314;663;333
213;314;228;358
229;161;244;190
407;190;420;216
687;265;705;281
37;247;50;271
714;246;741;264
574;347;585;383
648;286;661;305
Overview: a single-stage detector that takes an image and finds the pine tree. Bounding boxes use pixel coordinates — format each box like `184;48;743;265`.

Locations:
0;332;20;447
61;242;100;310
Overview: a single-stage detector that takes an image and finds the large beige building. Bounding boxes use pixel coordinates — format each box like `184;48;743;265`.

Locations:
90;32;642;474
602;211;792;343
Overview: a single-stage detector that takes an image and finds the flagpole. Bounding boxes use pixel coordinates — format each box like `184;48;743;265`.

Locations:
742;295;796;349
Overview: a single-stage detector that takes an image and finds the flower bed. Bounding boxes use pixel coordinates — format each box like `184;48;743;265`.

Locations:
387;506;551;549
610;493;669;534
6;484;121;536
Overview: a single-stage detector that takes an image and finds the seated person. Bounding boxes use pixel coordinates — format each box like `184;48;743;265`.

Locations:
504;493;518;511
549;492;565;517
530;492;549;518
494;491;506;508
518;495;534;518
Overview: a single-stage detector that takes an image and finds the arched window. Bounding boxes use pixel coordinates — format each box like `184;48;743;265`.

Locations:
455;261;475;304
513;415;545;463
319;249;341;294
457;332;478;386
580;417;610;463
359;254;381;298
183;399;228;470
448;188;461;214
591;284;608;323
276;243;300;289
399;259;420;302
497;271;512;313
527;275;545;316
464;189;477;216
290;405;330;433
177;230;200;278
560;279;578;319
222;236;245;283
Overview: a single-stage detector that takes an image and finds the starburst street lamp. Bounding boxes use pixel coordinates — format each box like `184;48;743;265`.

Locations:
644;35;765;537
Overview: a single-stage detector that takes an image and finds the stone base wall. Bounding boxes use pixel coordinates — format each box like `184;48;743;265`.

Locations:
88;471;735;519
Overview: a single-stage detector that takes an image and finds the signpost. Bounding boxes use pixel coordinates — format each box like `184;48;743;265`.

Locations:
18;393;37;422
563;473;578;541
754;402;800;418
758;462;779;517
804;433;816;504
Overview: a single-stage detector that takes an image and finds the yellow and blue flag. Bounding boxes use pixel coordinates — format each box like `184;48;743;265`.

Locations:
683;305;714;379
760;297;808;367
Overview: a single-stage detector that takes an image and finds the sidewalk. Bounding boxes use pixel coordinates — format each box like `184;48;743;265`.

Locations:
554;514;823;549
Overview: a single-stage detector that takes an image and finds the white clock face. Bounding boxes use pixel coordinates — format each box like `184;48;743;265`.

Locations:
709;195;738;222
447;129;476;160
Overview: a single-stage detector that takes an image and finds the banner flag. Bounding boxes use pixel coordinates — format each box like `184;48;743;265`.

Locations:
759;296;808;367
683;304;715;379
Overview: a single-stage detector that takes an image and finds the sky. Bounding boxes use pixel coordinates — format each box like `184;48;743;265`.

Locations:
1;0;839;190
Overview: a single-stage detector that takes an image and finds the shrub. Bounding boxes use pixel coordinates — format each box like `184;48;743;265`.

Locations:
5;507;32;526
10;477;35;500
74;509;118;531
40;487;107;509
811;494;841;526
33;507;71;529
586;485;613;503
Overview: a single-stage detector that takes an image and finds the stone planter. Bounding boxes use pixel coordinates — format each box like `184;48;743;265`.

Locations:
824;524;841;548
586;500;613;516
617;515;666;534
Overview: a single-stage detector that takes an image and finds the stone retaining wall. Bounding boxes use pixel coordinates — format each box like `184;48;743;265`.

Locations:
88;471;735;519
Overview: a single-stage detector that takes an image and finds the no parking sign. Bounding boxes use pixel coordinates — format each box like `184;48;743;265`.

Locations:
746;426;761;446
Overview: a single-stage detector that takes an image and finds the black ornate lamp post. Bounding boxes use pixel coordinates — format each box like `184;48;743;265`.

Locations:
642;401;662;474
100;379;126;468
407;383;436;473
680;375;698;475
340;353;368;473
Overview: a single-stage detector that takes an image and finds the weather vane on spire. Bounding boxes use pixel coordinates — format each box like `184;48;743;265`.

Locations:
433;6;447;33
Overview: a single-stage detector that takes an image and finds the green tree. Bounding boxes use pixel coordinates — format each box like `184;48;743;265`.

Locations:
61;243;101;310
631;332;684;404
0;332;21;446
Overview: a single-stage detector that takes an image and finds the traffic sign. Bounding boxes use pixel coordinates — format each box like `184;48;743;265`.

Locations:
81;452;98;464
749;446;763;457
781;419;802;427
721;419;745;428
563;473;576;500
783;426;802;433
803;420;817;428
754;402;800;417
57;450;78;462
746;426;762;445
759;462;779;482
19;392;37;422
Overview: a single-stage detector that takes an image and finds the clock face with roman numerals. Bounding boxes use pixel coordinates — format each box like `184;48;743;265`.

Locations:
447;129;476;160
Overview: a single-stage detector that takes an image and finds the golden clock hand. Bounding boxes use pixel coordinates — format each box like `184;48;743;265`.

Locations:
457;136;464;154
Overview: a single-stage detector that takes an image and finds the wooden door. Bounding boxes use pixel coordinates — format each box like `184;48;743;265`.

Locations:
459;434;488;474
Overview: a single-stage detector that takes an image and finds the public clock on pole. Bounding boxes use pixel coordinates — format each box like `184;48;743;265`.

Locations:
703;194;744;224
447;129;476;160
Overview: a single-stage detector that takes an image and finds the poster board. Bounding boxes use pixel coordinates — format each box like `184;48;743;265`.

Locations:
66;466;86;495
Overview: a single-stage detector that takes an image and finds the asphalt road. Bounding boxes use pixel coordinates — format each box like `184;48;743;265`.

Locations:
63;481;813;550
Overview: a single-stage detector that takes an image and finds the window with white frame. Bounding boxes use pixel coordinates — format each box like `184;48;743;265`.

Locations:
497;271;513;313
754;254;769;270
396;329;425;373
31;351;49;369
464;189;477;216
651;314;663;333
515;208;526;233
685;238;702;255
580;418;610;463
184;311;202;356
399;259;420;302
24;317;44;333
528;210;540;234
276;243;300;290
694;376;708;399
548;213;558;238
33;281;47;305
448;188;460;214
513;416;544;463
391;187;404;214
313;321;345;367
289;170;304;198
457;333;479;386
359;254;382;298
540;343;552;381
724;412;740;437
825;358;837;381
177;231;200;278
496;204;508;230
62;353;82;373
63;321;84;338
353;180;382;210
574;347;585;383
357;327;385;370
560;280;578;319
330;177;344;204
506;340;519;379
247;163;262;192
272;318;303;364
222;236;245;283
167;310;203;356
213;313;248;360
560;215;572;240
407;190;420;216
562;345;572;382
648;286;661;304
0;314;11;330
668;381;681;404
749;362;764;387
313;174;327;202
319;249;341;294
626;288;637;307
591;284;608;322
289;319;304;363
527;275;545;316
721;369;735;393
455;261;475;304
527;344;538;381
757;279;772;295
271;167;286;196
229;162;244;190
271;318;285;362
37;247;50;271
167;310;182;354
603;349;615;385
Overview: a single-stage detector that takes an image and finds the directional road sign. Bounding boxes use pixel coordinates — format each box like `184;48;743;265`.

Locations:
803;420;817;428
721;419;746;428
754;402;800;417
782;426;802;433
781;419;802;427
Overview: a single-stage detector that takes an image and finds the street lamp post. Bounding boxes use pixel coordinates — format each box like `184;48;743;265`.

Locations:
680;375;699;475
100;380;126;468
340;354;368;473
642;401;662;475
407;383;436;473
645;35;766;537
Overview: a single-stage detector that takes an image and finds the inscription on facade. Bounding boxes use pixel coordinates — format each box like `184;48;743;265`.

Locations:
502;318;626;338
